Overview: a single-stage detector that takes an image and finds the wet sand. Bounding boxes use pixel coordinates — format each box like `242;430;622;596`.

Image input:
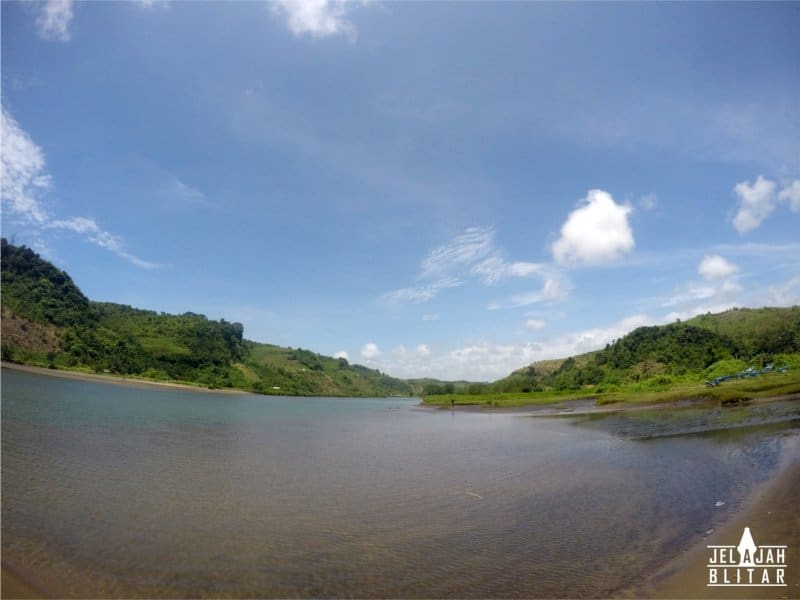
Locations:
1;362;248;395
630;456;800;599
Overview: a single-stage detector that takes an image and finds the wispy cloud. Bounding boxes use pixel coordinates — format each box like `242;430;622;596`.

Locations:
420;227;494;279
271;0;366;41
1;106;158;269
487;277;570;310
380;278;463;306
381;226;552;306
162;176;208;206
36;0;74;42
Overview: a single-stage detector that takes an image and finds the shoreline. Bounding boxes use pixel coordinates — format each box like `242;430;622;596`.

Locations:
424;392;800;416
0;361;250;395
628;447;800;599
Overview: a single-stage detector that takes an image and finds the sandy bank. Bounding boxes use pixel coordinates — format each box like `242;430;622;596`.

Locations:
1;361;249;395
629;454;800;599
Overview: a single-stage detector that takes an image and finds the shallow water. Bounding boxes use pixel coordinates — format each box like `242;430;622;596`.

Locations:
2;369;799;598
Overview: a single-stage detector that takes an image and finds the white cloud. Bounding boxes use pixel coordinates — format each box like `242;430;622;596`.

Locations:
272;0;363;40
698;255;738;281
1;105;156;269
525;319;545;332
767;275;800;307
638;193;658;212
662;255;742;314
416;343;431;357
48;217;159;269
375;314;655;381
36;0;74;42
420;227;494;279
360;342;381;360
163;176;207;205
380;278;463;306
421;313;440;321
488;277;570;310
732;175;777;233
334;350;349;360
381;226;553;307
778;180;800;213
471;255;544;285
552;189;634;265
1;107;51;224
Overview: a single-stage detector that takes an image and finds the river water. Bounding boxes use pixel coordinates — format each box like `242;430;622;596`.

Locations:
2;368;798;597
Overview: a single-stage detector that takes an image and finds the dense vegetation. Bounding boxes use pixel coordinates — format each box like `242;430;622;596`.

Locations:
1;239;414;396
3;238;798;404
427;306;800;402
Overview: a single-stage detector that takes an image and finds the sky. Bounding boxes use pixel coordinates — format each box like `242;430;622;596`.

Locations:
2;1;799;381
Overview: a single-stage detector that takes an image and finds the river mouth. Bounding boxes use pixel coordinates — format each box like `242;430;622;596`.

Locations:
2;368;798;598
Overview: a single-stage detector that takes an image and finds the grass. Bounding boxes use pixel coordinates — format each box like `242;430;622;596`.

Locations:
423;370;800;408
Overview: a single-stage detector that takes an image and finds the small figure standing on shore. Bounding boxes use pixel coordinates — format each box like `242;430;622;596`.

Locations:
450;397;455;408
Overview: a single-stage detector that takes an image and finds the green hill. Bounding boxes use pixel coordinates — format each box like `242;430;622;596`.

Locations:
488;308;800;396
1;239;413;397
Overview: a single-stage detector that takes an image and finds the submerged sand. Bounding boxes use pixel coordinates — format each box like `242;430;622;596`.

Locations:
629;457;800;599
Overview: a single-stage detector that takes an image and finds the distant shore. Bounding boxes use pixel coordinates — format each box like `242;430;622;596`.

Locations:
1;362;249;395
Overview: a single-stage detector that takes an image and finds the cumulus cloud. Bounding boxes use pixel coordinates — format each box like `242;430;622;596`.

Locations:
732;176;800;232
375;314;655;381
768;275;800;307
1;107;51;224
360;342;381;360
272;0;364;40
663;255;741;314
698;255;738;281
552;189;634;265
732;175;778;233
1;105;156;268
334;350;349;360
36;0;74;42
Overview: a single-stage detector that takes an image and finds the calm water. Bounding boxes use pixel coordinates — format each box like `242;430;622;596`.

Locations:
2;369;799;598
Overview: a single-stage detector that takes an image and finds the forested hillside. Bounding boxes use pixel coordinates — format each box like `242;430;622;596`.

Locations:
1;239;414;396
484;308;800;396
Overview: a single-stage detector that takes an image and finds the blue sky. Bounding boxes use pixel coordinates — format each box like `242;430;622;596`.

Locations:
2;1;799;381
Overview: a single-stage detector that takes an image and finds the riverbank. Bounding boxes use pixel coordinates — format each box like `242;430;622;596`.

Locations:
423;370;800;410
0;362;249;395
628;451;800;599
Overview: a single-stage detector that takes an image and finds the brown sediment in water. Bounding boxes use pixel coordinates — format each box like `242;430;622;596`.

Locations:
1;361;248;395
1;561;48;599
629;458;800;599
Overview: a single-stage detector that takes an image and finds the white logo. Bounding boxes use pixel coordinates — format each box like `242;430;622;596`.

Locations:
706;527;787;587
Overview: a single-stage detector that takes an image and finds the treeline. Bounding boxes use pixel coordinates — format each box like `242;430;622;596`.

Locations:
1;239;413;396
439;310;800;396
